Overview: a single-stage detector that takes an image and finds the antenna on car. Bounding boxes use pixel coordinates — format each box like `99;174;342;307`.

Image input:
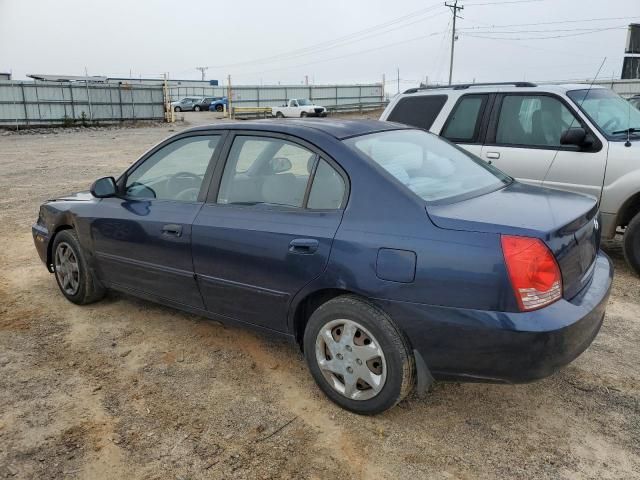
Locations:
625;93;632;147
542;57;607;184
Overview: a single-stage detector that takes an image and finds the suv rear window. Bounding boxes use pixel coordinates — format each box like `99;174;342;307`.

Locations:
387;95;447;130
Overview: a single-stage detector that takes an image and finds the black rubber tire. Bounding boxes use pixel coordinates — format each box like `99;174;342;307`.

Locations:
52;229;106;305
174;106;181;112
275;111;284;118
215;104;224;112
300;111;308;118
194;105;201;112
303;295;415;415
624;211;640;276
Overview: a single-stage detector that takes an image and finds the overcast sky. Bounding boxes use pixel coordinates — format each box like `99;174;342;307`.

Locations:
1;0;638;89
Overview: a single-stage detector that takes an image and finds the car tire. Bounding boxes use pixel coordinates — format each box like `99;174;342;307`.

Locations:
194;105;201;112
174;106;181;112
624;211;640;276
52;229;106;305
303;295;415;415
215;104;224;112
300;111;308;118
275;111;284;118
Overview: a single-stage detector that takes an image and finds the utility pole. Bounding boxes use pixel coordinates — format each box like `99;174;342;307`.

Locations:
445;0;463;86
196;66;209;81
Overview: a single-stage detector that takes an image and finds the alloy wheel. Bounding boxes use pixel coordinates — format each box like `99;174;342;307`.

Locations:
54;242;80;296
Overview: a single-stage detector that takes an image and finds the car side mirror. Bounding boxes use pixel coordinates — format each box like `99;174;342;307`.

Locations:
560;127;589;147
90;176;117;198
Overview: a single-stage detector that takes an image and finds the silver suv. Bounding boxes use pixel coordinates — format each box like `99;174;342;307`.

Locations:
381;82;640;275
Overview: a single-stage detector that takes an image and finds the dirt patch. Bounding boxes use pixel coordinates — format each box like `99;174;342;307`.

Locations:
0;121;638;479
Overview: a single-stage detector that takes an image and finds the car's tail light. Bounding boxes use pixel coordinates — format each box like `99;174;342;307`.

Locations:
501;235;562;311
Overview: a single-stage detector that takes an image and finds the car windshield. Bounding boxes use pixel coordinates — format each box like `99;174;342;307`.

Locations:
345;129;511;203
567;88;640;139
297;99;310;106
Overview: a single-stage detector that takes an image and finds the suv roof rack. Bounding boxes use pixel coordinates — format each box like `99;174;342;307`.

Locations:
403;81;537;94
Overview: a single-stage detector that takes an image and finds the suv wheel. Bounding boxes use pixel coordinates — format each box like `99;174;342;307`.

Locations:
174;106;181;112
624;211;640;276
194;105;201;112
303;295;415;414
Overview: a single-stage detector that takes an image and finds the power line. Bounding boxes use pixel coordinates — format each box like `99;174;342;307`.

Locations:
465;25;627;40
460;25;628;34
463;0;543;5
204;2;445;70
232;29;450;78
459;15;640;29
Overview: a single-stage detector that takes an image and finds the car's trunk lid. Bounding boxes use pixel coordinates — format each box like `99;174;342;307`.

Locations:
428;182;600;300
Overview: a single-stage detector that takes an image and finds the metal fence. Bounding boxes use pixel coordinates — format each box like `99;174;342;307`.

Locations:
169;83;385;108
0;81;165;127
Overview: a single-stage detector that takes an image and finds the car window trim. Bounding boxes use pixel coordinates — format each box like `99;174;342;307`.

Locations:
485;91;602;153
116;131;228;203
204;130;350;212
439;93;493;144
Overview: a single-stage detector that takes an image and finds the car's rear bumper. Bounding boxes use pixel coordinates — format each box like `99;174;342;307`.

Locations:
32;223;50;267
375;252;613;383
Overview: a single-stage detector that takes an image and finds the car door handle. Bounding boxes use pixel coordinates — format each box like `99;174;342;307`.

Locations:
289;238;319;254
161;224;183;237
485;151;500;159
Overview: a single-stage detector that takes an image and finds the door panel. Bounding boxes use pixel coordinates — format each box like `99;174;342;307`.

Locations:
192;134;346;332
91;133;223;308
192;206;342;331
92;199;204;307
479;146;554;186
541;148;607;198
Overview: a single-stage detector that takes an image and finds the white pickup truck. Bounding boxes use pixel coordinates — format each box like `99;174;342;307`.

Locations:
271;99;327;118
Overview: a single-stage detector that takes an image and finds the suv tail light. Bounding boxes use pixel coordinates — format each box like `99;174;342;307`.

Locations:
501;235;562;311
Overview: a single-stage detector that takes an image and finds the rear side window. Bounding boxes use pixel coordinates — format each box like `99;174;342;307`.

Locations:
307;159;345;209
387;95;447;130
441;95;487;142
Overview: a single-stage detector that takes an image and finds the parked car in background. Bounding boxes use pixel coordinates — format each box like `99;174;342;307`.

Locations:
208;97;228;112
171;97;202;112
192;97;217;111
381;82;640;275
271;98;327;118
32;119;612;414
629;95;640;110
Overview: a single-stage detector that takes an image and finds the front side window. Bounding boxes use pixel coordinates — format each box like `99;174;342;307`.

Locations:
441;95;486;142
345;129;510;203
495;95;579;147
568;88;640;140
125;135;220;201
217;136;315;208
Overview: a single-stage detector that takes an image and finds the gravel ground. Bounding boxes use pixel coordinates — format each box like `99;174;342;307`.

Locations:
0;113;639;480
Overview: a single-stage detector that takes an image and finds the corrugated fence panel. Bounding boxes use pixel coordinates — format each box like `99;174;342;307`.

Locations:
1;80;385;126
0;80;165;126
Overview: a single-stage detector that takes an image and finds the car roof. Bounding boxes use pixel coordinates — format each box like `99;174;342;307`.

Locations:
184;119;410;140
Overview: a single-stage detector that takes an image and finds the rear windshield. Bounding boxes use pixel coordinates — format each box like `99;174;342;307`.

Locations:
345;129;510;203
387;95;447;130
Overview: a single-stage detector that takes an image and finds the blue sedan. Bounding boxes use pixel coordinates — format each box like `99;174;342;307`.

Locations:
32;119;612;414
